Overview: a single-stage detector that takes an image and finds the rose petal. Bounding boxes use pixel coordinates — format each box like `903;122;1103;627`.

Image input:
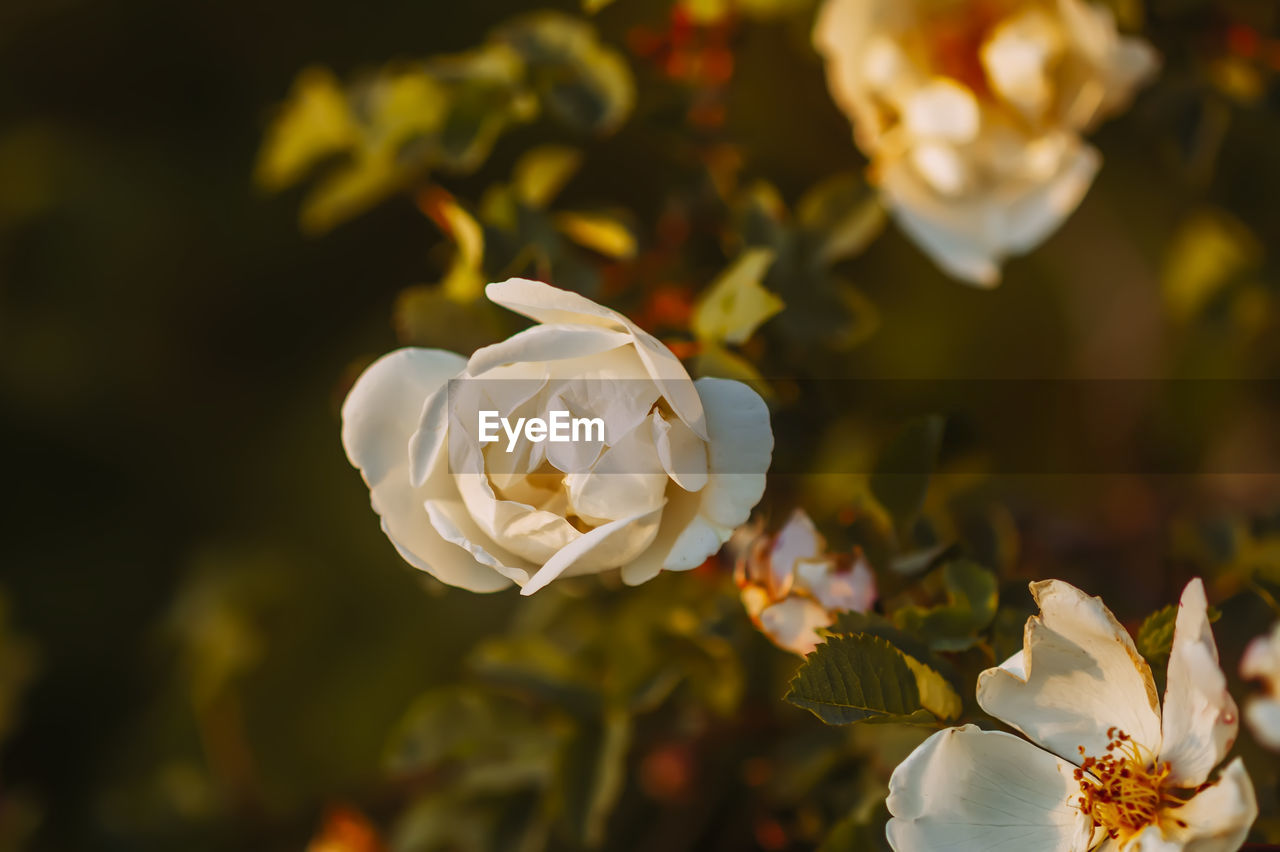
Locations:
466;323;633;376
885;725;1093;852
341;349;512;593
758;597;832;656
1245;697;1280;751
769;509;823;595
343;348;465;486
619;486;726;586
652;410;709;493
977;579;1162;764
803;557;877;614
565;415;668;525
520;507;664;596
485;278;707;438
1159;578;1239;788
695;377;772;529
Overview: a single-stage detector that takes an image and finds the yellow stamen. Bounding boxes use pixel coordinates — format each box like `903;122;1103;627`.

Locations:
1073;728;1191;849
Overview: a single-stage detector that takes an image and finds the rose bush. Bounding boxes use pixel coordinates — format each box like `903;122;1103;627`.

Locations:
341;278;773;595
813;0;1157;285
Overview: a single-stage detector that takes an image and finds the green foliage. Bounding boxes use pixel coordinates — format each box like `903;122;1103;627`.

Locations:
1136;602;1222;667
869;416;945;538
892;560;998;652
256;12;634;233
729;176;883;350
785;634;937;726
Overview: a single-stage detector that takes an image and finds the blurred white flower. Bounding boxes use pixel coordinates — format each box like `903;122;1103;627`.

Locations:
342;278;773;595
733;509;877;655
1241;622;1280;750
887;578;1254;851
813;0;1158;286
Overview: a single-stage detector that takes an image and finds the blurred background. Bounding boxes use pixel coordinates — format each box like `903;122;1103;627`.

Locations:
3;0;1280;849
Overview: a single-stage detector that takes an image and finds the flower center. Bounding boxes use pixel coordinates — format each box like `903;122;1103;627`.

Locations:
1073;729;1189;849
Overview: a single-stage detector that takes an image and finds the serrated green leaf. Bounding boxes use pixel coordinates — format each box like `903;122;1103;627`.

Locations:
692;248;782;345
824;613;962;720
785;634;931;725
869;416;945;535
892;560;998;652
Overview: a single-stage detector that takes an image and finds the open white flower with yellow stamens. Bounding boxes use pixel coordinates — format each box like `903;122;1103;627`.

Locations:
887;578;1256;851
733;509;877;655
813;0;1159;285
1241;622;1280;750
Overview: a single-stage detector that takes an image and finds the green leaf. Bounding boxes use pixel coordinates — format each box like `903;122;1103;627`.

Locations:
785;634;932;726
468;635;602;718
496;13;636;134
554;210;637;259
1137;602;1221;664
824;613;962;720
692;248;782;345
255;67;359;193
796;173;886;266
513;145;582;208
557;708;632;848
869;416;945;534
892;560;998;652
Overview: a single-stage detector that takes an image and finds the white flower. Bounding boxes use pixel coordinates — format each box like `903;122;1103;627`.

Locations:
341;278;773;595
1241;622;1280;750
733;509;876;655
813;0;1158;286
887;578;1255;851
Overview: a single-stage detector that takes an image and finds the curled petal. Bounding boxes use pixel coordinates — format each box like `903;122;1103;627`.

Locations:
886;725;1093;852
977;579;1162;763
340;348;513;592
1158;578;1238;788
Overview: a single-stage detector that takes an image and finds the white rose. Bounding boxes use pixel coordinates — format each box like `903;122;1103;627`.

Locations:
813;0;1158;286
341;278;773;595
734;509;877;656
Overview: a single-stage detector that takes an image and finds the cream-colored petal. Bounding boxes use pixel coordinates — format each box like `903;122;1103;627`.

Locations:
619;486;726;586
564;416;668;525
1245;697;1280;750
520;507;664;596
999;143;1100;253
878;162;1002;287
341;349;512;593
769;509;823;594
803;557;877;614
694;377;772;529
910;142;971;196
485;277;631;331
980;9;1064;119
484;277;707;437
652;411;708;493
423;496;533;587
466;323;632;375
1159;578;1239;788
886;725;1093;852
977;580;1162;764
902;79;981;144
342;348;465;485
1240;623;1280;681
1120;758;1256;852
758;597;832;656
